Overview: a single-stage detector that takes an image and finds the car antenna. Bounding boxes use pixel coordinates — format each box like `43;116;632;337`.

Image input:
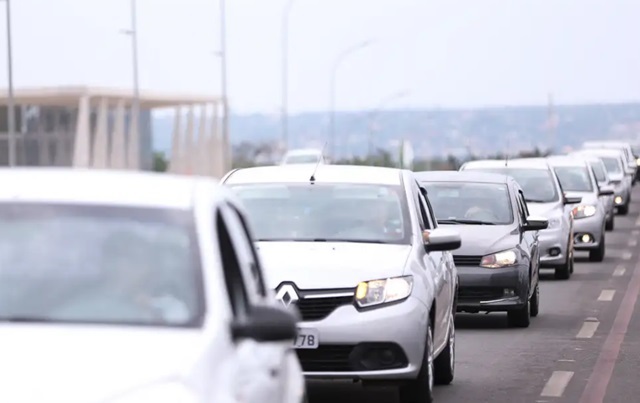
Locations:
309;141;328;183
504;135;510;167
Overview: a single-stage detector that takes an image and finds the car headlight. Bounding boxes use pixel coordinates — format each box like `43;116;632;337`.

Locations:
636;157;640;166
547;217;561;229
572;205;597;219
480;249;518;268
355;275;413;308
108;383;197;403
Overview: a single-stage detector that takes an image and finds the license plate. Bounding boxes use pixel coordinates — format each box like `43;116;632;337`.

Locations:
294;328;319;349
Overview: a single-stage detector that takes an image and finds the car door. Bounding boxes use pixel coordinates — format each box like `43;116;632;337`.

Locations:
412;181;448;348
515;190;537;288
215;205;284;403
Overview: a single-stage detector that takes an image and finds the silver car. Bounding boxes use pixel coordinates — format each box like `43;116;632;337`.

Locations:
582;140;638;185
573;148;632;215
546;156;614;262
459;158;579;279
568;151;616;230
223;164;461;403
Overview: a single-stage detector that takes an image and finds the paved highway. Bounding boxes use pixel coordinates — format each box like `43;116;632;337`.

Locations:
307;187;640;403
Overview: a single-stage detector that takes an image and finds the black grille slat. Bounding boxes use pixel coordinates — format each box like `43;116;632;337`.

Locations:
296;296;354;321
453;255;482;266
296;345;354;372
458;287;503;301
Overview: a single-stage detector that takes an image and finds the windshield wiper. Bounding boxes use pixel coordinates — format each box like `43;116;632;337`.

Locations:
0;316;55;323
438;219;497;225
524;198;548;203
257;238;390;243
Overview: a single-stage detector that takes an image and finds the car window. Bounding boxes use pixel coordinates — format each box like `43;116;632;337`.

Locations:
600;156;622;175
589;162;607;182
421;190;439;229
422;181;514;225
463;167;559;203
230;183;411;244
220;204;267;299
0;203;205;328
553;166;594;192
215;209;251;320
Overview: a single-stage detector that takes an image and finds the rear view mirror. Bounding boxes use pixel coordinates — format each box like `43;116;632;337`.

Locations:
230;305;298;343
563;195;582;205
424;228;461;252
598;185;615;196
523;215;549;232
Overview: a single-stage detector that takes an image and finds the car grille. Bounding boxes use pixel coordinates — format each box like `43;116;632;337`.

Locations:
296;345;355;372
296;296;354;321
453;255;483;266
458;286;504;301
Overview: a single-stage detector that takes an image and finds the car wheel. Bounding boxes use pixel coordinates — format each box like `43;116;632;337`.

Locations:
554;247;572;280
605;213;615;231
618;201;629;215
399;325;434;403
434;311;455;385
507;298;531;328
589;232;606;262
530;283;540;317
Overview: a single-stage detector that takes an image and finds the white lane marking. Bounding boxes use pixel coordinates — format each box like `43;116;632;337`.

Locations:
577;320;600;338
629;238;638;247
541;371;574;397
614;266;626;277
633;229;640;235
598;290;616;301
622;251;632;260
558;359;575;362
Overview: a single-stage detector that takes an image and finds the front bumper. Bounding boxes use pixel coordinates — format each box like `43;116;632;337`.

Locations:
573;214;605;250
537;227;569;268
456;265;529;313
295;296;428;380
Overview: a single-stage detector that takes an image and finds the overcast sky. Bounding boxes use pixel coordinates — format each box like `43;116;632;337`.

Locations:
8;0;640;113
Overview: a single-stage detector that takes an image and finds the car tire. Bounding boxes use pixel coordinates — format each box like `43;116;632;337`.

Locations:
433;311;455;385
399;325;434;403
530;283;540;317
618;201;629;215
605;213;615;231
554;250;572;280
589;232;606;262
507;298;531;328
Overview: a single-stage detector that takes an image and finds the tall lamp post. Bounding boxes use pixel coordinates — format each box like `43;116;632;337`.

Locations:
3;0;15;167
122;0;140;170
281;0;296;152
219;0;229;172
328;39;373;159
367;90;409;159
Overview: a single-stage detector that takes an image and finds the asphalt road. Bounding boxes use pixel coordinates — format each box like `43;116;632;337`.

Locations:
308;187;640;403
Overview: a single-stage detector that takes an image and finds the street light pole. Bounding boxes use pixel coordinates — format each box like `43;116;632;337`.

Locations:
219;0;229;172
4;0;15;167
129;0;140;170
281;0;296;152
328;39;373;160
367;90;409;159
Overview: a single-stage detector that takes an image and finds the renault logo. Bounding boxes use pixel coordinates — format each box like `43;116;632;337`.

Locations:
275;284;299;307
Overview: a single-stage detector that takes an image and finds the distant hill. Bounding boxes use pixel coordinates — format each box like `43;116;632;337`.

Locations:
152;103;640;159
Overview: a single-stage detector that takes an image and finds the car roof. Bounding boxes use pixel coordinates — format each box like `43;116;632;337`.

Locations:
567;152;606;164
414;170;515;185
283;148;323;156
0;168;216;209
583;140;632;148
462;157;550;170
574;148;626;158
224;164;404;186
546;155;590;167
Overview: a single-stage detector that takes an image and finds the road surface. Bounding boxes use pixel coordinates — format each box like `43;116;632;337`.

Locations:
307;187;640;403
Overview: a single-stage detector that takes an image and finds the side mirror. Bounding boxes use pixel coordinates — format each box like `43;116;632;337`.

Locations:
523;215;549;232
598;185;615;196
424;228;461;252
563;195;582;205
230;305;298;343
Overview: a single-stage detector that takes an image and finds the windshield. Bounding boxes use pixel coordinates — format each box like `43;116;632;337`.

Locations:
600;157;622;175
553;166;594;192
422;182;514;225
284;154;320;164
231;183;411;244
589;162;607;182
0;203;204;328
464;167;559;203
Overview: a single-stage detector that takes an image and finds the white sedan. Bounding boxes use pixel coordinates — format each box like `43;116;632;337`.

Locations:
0;168;305;403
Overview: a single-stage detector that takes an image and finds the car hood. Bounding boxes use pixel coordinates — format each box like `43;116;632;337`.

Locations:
440;224;518;256
525;202;563;218
256;242;412;289
0;325;203;403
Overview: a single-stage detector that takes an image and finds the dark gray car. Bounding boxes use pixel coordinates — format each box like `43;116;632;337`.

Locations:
416;171;548;328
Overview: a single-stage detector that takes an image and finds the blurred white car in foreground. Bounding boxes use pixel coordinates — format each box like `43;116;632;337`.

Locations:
0;168;305;403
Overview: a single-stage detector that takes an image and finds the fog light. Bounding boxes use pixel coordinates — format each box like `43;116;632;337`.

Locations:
581;234;591;243
549;247;561;257
615;196;623;205
503;289;515;297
